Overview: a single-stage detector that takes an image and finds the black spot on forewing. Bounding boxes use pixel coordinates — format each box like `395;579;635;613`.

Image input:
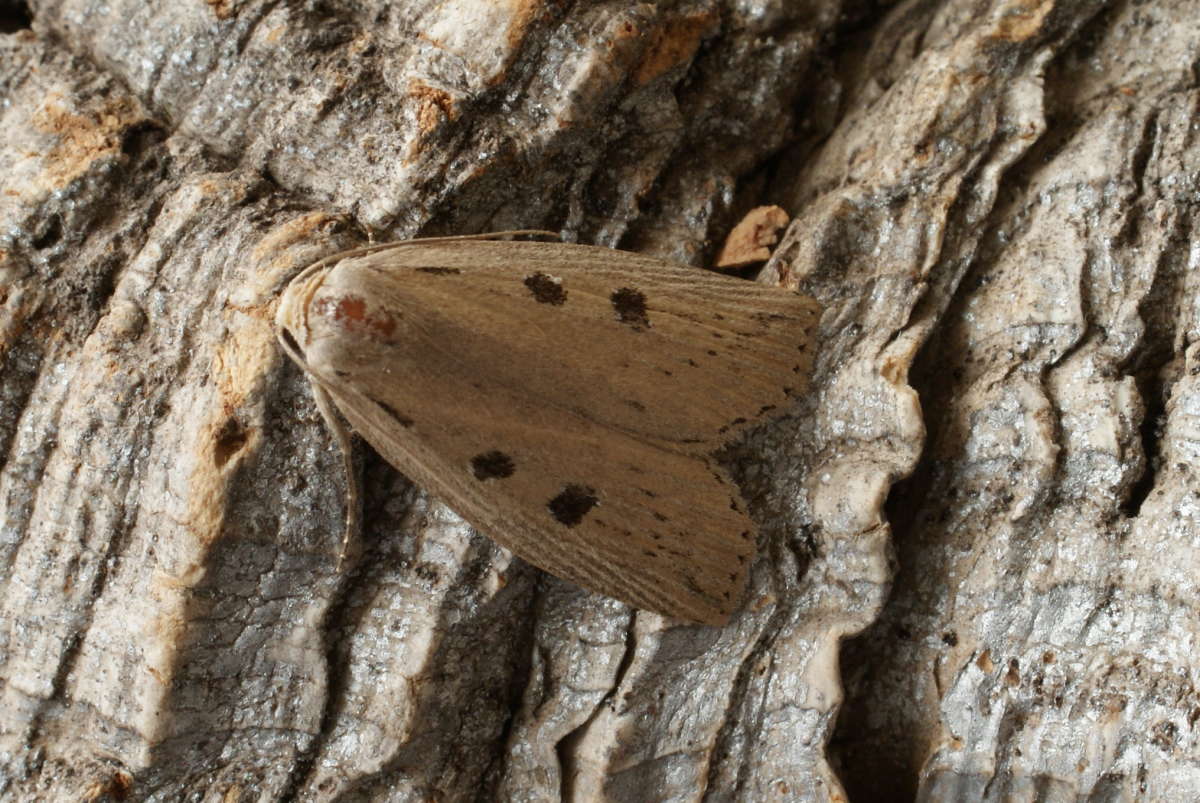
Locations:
416;266;462;275
524;272;567;305
548;484;598;526
376;400;413;428
471;450;515;480
611;287;650;329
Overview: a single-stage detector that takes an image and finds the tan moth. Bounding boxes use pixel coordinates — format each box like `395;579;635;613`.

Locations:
275;234;821;625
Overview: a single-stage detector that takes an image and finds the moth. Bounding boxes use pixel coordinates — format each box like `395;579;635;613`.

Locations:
275;234;821;624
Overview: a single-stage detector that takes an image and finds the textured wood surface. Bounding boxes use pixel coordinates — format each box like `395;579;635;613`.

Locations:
1;0;1197;800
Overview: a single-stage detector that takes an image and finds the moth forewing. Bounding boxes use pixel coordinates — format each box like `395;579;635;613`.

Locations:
275;238;821;625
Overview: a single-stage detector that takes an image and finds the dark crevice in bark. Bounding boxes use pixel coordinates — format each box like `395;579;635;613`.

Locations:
0;0;31;32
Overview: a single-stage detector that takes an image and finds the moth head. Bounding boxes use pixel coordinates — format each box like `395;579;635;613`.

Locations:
275;263;332;367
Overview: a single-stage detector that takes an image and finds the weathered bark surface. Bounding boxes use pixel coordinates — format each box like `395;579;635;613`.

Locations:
1;0;1196;800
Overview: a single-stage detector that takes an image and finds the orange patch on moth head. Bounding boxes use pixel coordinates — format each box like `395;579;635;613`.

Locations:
314;294;398;340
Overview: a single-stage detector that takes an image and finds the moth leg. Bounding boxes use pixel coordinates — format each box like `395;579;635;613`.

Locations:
311;379;361;569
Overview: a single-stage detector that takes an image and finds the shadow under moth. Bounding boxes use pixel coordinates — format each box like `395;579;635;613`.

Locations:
275;234;821;625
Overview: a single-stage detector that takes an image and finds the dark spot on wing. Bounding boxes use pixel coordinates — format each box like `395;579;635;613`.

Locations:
471;450;515;480
707;349;718;356
416;266;462;275
548;484;598;526
524;272;567;304
611;287;650;329
376;400;413;427
627;399;646;412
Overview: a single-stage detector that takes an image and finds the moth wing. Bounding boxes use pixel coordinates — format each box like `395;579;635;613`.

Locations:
285;240;820;623
326;380;752;623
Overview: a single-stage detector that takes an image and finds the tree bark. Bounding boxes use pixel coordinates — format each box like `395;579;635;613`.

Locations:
1;0;1196;800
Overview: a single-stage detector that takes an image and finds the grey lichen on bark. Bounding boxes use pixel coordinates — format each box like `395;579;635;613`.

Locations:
1;0;1198;801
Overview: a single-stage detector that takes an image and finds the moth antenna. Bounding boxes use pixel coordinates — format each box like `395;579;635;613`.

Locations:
311;379;361;569
409;229;560;243
313;231;561;266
